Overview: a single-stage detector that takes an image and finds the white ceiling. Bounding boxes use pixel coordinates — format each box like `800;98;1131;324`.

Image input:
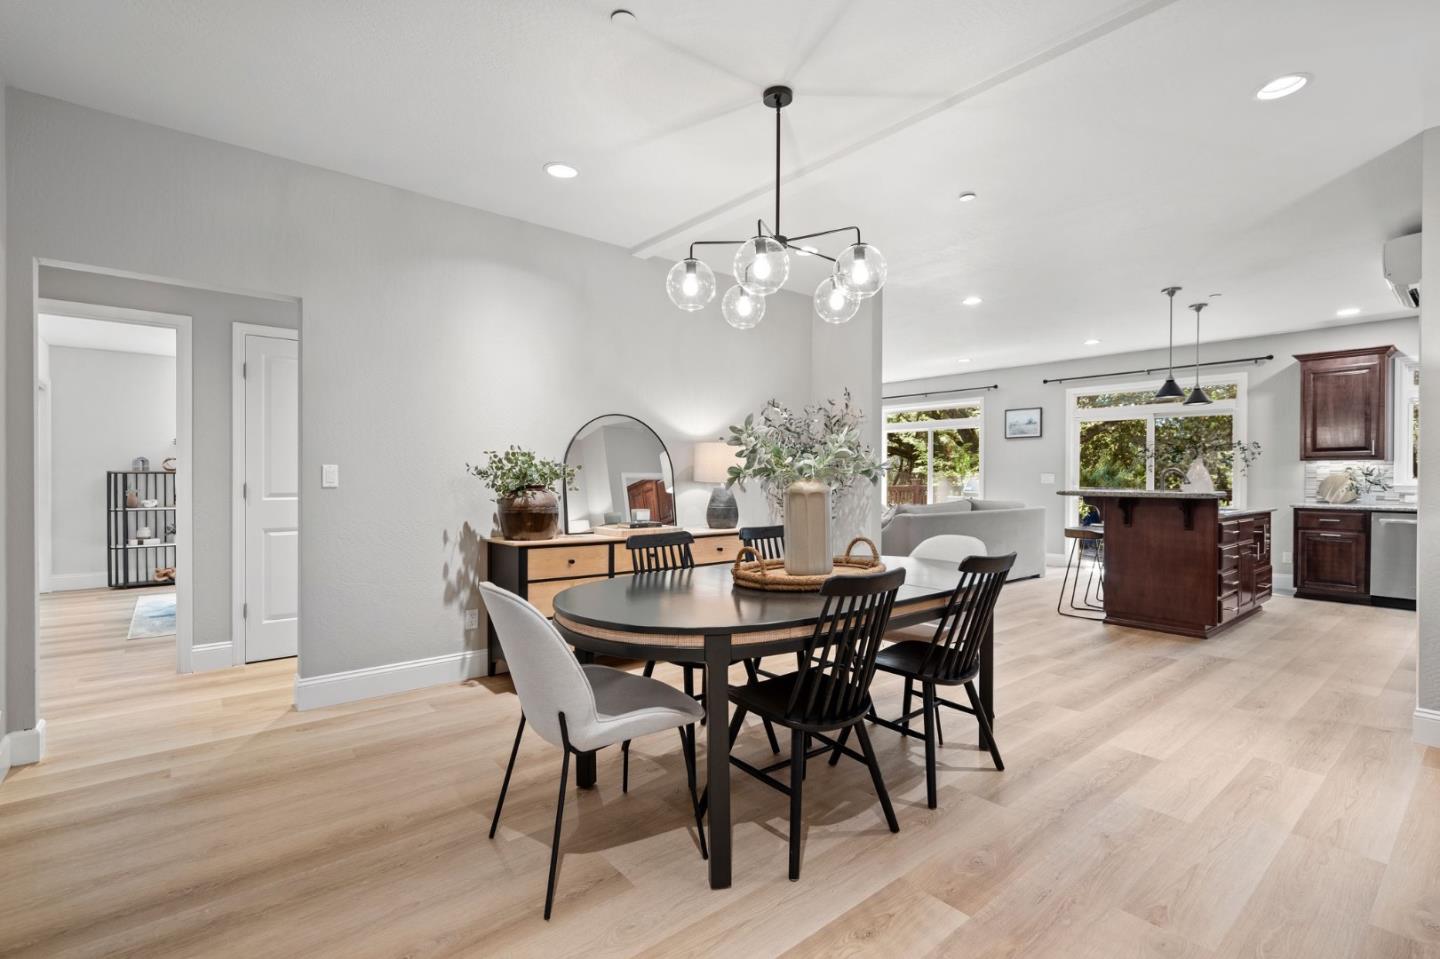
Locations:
1;0;1436;381
39;314;177;357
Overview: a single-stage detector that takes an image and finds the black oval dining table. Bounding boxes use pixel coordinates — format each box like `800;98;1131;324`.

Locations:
551;556;994;891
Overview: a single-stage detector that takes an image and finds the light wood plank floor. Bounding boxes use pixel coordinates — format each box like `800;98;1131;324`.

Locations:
3;581;1437;958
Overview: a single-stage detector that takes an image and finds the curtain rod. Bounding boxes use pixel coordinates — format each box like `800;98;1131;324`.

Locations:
1041;354;1273;386
882;384;999;402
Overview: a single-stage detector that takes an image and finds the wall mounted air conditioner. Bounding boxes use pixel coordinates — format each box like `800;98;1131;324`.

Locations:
1384;232;1420;309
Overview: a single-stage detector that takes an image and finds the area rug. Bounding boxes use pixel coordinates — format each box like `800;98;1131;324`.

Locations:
128;593;177;639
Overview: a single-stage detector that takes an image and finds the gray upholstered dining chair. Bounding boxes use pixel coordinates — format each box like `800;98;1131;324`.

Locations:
479;582;707;920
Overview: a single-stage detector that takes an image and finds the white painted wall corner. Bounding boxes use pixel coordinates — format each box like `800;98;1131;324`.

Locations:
294;649;488;711
1414;706;1440;748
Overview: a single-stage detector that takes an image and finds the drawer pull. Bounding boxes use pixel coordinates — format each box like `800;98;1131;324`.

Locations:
1319;533;1343;539
567;558;576;565
1318;518;1342;524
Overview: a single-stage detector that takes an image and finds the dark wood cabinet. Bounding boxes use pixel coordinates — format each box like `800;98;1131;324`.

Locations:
1295;345;1395;460
1293;508;1369;601
1219;513;1272;625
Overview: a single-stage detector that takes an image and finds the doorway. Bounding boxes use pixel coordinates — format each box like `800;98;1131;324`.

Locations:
232;324;300;663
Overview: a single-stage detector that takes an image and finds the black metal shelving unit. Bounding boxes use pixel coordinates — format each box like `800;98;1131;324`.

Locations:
107;470;177;588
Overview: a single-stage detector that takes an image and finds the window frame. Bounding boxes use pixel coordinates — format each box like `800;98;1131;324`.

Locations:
882;398;986;504
1064;372;1249;521
1393;355;1419;489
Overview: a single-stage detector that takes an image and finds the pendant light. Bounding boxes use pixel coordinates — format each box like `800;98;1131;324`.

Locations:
1154;286;1186;401
1183;301;1212;405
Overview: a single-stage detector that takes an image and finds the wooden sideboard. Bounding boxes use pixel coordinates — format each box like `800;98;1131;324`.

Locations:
483;528;743;674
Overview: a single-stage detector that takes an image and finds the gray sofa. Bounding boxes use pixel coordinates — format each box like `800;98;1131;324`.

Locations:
881;498;1046;580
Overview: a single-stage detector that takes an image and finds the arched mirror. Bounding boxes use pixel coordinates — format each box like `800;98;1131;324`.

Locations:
562;414;676;533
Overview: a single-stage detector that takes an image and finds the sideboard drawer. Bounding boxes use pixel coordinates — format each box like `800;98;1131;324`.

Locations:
528;575;607;617
695;534;745;566
528;544;611;581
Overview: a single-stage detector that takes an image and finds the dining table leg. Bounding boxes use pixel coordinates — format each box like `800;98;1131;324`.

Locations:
703;633;732;889
978;619;995;751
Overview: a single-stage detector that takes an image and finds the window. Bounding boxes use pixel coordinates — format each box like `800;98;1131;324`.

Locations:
1394;357;1419;488
883;403;983;505
1066;376;1248;512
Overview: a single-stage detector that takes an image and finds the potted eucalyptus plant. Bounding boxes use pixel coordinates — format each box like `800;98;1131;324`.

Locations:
467;446;578;541
724;391;888;575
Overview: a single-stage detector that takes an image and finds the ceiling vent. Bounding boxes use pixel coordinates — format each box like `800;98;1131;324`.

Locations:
1383;232;1420;309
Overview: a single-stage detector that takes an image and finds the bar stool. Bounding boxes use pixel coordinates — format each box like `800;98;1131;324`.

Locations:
1057;524;1105;619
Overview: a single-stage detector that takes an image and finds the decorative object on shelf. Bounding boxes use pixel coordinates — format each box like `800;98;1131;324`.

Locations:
125;488;141;509
666;86;885;328
561;414;676;533
1183;301;1212;405
140;499;159;508
154;567;176;584
135;526;154;540
1004;407;1043;439
1316;472;1359;503
724;391;888;575
162;457;177;473
132;456;150;471
1345;464;1392;503
693;441;741;529
1154;286;1186;401
731;537;883;592
467;446;579;541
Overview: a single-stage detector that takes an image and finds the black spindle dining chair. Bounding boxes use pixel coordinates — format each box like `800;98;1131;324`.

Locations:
714;567;906;880
833;553;1013;809
737;525;788;754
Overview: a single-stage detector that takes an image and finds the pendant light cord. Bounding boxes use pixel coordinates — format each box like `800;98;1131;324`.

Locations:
774;101;782;237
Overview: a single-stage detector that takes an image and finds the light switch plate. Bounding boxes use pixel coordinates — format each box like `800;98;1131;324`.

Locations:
1040;473;1056;485
464;609;480;630
1282;551;1292;564
321;464;339;488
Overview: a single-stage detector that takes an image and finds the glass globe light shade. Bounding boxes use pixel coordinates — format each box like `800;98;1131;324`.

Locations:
834;242;887;299
814;276;860;324
666;257;716;311
721;285;765;330
733;235;790;296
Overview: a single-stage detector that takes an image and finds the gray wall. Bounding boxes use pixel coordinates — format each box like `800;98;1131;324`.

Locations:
4;90;867;730
885;315;1420;580
48;345;175;578
1419;127;1440;720
37;268;300;650
0;76;7;733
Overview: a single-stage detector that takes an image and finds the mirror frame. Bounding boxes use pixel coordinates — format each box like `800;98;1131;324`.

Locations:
561;413;676;534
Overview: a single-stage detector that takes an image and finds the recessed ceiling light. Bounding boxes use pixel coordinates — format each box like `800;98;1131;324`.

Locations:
1336;306;1362;318
1255;73;1310;101
958;192;977;202
1083;338;1101;346
962;295;983;307
543;162;579;179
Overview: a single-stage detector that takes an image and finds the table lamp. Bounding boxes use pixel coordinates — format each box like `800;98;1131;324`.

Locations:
693;441;740;529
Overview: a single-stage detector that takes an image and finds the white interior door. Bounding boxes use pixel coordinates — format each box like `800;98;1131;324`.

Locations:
243;334;299;662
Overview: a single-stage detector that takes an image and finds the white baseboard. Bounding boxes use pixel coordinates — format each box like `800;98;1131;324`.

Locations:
0;731;10;784
294;649;488;711
7;721;48;767
46;572;109;592
1414;707;1440;748
191;642;235;673
1045;552;1068;568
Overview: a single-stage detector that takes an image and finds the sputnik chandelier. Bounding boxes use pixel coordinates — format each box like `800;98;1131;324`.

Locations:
665;85;887;329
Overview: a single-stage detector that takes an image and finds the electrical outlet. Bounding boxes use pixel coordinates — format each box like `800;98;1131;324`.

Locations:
321;464;339;488
464;608;480;630
1282;551;1292;564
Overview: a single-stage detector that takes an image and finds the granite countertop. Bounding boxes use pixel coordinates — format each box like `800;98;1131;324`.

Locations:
1057;488;1227;500
1291;502;1418;513
1218;507;1277;518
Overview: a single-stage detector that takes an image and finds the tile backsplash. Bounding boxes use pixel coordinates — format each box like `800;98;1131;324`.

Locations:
1302;461;1415;505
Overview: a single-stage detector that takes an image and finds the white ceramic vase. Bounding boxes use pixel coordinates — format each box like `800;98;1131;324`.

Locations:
783;480;833;576
1184;457;1215;493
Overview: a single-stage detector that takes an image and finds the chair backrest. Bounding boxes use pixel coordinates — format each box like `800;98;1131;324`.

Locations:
626;530;695;572
784;568;906;726
739;524;785;561
910;534;987;564
918;553;1015;682
478;583;597;748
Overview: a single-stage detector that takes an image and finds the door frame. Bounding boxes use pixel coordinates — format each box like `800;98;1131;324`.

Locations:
232;323;301;665
35;298;196;672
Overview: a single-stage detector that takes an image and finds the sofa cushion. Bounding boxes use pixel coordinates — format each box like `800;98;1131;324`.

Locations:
969;499;1027;511
895;499;972;516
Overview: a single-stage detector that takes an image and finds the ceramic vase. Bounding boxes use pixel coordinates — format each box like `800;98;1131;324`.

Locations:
497;486;560;541
783;480;833;576
1184;457;1215;493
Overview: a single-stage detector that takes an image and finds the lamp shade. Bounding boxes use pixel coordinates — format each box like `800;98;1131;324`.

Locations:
693;441;740;485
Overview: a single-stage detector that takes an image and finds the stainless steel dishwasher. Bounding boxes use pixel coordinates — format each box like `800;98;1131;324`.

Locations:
1370;510;1417;608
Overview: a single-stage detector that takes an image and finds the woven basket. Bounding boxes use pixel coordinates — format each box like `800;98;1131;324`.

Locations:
731;536;885;592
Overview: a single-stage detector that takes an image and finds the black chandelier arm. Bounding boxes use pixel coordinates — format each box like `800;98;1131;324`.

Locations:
783;225;862;246
688;239;749;260
780;241;837;263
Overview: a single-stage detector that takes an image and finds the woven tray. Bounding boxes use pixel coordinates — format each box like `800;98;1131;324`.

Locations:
731;537;885;592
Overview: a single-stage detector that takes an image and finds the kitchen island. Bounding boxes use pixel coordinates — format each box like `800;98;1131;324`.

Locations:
1059;489;1274;638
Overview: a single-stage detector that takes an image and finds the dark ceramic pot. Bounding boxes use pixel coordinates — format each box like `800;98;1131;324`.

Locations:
498;486;560;540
